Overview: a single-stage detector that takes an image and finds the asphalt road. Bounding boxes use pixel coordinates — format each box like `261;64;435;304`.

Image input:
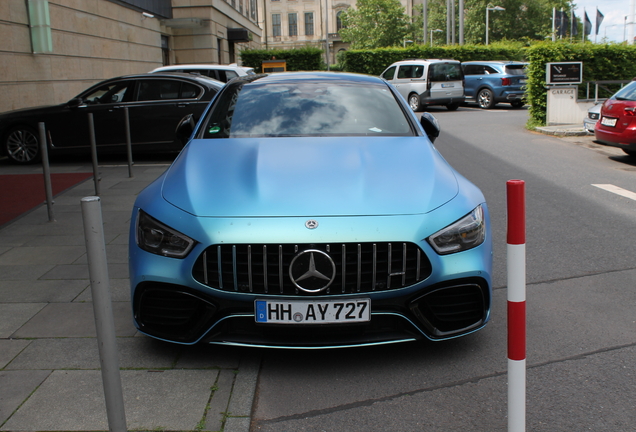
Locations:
249;106;636;431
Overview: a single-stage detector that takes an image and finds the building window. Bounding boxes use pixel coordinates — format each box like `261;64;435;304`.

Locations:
304;12;314;35
288;13;298;36
27;0;53;53
250;0;257;20
272;14;281;36
336;11;345;31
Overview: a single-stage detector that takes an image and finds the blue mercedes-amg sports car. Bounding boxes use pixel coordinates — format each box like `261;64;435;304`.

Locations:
129;72;492;348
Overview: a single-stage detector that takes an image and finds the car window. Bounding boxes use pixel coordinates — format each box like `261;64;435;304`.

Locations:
381;66;396;80
613;81;636;101
429;63;462;81
137;80;182;101
202;81;413;138
397;66;414;79
181;82;200;99
82;82;133;104
504;65;526;75
465;65;480;75
463;65;483;75
484;66;499;74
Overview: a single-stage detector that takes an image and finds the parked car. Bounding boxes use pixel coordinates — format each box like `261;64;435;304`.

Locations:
584;103;602;134
150;63;255;82
594;79;636;157
462;61;527;109
0;73;223;164
380;59;465;111
129;72;493;348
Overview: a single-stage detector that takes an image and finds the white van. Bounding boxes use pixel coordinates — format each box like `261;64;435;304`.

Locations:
150;64;255;83
380;59;465;111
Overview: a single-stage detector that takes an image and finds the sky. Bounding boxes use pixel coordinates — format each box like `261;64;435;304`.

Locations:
571;0;635;43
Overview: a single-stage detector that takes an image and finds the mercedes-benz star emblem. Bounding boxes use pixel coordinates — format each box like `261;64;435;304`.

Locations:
305;219;318;229
289;249;336;293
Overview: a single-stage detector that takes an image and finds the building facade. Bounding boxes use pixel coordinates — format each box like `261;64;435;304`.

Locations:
259;0;415;65
0;0;261;113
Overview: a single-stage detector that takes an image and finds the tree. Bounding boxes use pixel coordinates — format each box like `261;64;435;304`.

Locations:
339;0;414;49
409;0;573;45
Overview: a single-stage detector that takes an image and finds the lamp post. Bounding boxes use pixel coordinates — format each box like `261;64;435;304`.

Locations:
430;28;442;45
486;5;505;45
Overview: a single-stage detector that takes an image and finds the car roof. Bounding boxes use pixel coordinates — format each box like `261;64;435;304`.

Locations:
233;71;387;86
390;59;460;65
462;60;527;65
151;64;253;72
99;72;224;88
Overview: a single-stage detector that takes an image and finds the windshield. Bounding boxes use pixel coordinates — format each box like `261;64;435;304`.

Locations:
504;65;527;76
201;80;414;138
613;81;636;101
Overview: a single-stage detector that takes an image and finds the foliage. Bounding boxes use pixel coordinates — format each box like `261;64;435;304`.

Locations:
239;47;324;72
339;0;413;49
525;42;636;125
410;0;572;46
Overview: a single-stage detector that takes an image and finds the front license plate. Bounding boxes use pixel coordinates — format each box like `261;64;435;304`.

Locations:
255;299;370;324
601;117;617;127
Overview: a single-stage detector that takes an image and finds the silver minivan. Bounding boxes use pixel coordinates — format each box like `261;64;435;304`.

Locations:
380;59;465;111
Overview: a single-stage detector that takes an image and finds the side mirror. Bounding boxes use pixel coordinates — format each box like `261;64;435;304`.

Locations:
420;112;440;143
67;98;84;109
175;114;196;146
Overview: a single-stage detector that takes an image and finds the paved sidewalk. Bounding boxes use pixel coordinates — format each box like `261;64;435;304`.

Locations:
0;163;257;432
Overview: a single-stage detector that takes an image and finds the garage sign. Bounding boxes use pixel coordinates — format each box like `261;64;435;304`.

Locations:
546;62;583;85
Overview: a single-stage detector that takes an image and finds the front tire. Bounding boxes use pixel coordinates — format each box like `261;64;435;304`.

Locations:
510;100;524;109
5;126;41;164
477;89;495;109
408;93;422;112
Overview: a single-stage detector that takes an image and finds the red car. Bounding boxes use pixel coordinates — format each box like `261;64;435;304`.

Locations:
594;79;636;157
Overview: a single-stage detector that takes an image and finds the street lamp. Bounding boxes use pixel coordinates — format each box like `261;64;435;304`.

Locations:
430;28;442;45
486;5;505;45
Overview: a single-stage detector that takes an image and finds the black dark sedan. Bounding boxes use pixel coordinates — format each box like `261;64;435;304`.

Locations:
0;73;223;164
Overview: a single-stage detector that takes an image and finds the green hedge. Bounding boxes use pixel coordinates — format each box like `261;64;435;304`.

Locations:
525;42;636;125
339;42;526;75
239;47;324;73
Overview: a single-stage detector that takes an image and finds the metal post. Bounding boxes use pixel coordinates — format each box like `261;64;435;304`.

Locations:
81;196;127;432
88;113;101;196
38;122;55;222
325;0;330;70
459;0;464;44
422;0;427;44
486;7;490;45
123;107;134;178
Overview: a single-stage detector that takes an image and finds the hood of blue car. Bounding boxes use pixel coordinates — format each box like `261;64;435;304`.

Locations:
161;136;458;217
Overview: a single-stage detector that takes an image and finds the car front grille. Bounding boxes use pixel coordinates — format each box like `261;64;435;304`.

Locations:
192;242;432;295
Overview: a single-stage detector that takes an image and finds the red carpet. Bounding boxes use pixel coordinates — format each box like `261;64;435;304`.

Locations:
0;173;93;226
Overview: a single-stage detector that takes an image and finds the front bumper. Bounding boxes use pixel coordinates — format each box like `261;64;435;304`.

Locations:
129;207;493;348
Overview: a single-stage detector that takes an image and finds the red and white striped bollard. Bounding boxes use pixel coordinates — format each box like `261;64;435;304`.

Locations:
507;179;526;432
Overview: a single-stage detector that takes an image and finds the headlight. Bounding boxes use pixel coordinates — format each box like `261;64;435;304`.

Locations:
136;210;195;258
427;205;486;255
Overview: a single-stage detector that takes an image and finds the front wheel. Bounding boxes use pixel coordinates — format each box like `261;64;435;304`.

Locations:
446;103;460;111
408;93;422;112
510;100;524;109
477;89;495;109
4;126;41;164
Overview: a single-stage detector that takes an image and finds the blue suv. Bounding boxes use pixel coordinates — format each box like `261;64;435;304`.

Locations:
462;61;527;109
